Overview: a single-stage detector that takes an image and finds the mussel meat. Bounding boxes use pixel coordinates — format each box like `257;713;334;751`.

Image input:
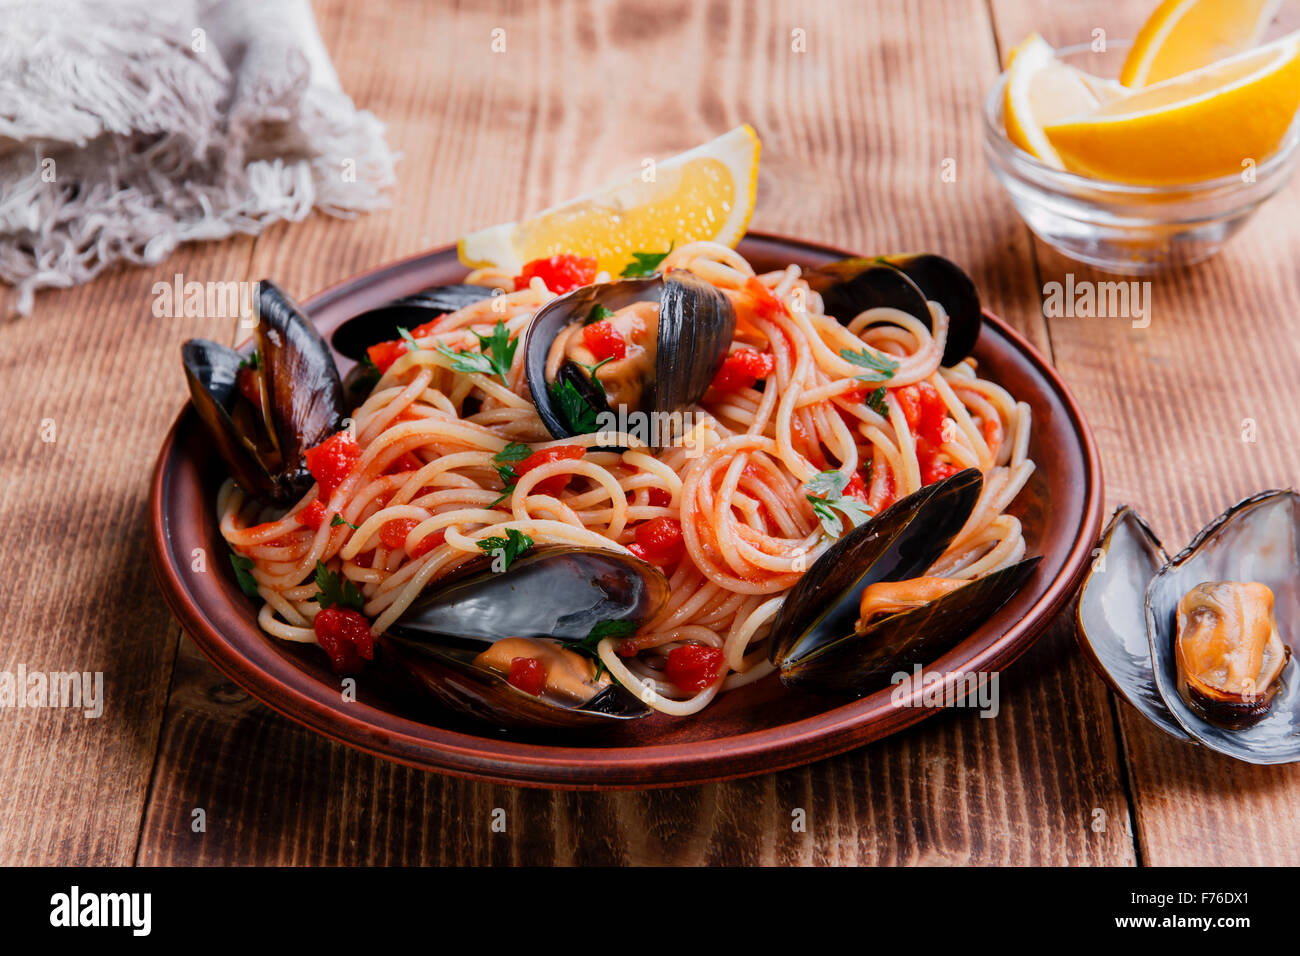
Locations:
769;468;1040;695
182;281;345;505
523;274;736;444
804;253;982;366
384;545;670;728
1174;581;1289;729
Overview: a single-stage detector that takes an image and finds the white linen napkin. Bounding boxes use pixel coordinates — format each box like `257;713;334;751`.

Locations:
0;0;396;314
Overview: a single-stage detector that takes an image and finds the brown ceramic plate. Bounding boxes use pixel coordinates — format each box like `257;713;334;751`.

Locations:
148;233;1104;789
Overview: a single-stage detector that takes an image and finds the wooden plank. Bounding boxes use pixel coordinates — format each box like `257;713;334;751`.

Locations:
135;0;1134;865
0;238;253;864
989;0;1300;865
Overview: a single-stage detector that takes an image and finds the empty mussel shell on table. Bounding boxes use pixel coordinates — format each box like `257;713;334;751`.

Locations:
769;468;1040;696
523;274;736;445
181;281;345;505
1078;491;1300;764
384;545;670;728
803;254;981;366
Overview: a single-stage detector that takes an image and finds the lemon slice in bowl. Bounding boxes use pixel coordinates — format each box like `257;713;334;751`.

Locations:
1121;0;1283;88
1003;34;1107;168
1044;31;1300;185
458;125;761;277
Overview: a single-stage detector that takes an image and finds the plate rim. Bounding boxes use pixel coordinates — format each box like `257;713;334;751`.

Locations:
147;231;1105;790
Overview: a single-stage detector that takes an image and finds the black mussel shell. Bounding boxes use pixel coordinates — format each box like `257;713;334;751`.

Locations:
181;281;345;505
330;284;496;361
770;468;984;669
524;275;735;443
805;255;981;366
383;546;670;727
1075;507;1191;742
779;556;1040;695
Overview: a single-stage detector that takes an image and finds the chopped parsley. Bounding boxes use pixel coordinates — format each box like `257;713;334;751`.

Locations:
312;560;365;611
238;350;260;371
559;619;638;681
475;528;534;571
397;326;421;351
435;318;517;383
548;377;601;434
805;470;872;538
864;385;888;416
619;245;673;278
352;353;381;392
841;346;899;382
330;514;359;530
489;442;532;507
229;552;259;597
584;303;615;325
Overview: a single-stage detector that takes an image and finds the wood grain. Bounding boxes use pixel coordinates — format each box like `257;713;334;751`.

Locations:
989;0;1300;865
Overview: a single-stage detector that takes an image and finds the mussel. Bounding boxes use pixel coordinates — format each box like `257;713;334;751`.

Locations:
182;281;345;505
384;545;670;728
804;253;981;366
769;468;1040;695
523;274;736;444
1078;490;1300;764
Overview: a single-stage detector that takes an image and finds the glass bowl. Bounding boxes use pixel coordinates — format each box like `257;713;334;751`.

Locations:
984;41;1300;274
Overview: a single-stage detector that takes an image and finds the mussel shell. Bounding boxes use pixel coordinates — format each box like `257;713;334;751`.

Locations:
384;545;669;727
769;468;984;670
778;556;1041;695
1075;507;1191;742
524;275;735;442
1146;489;1300;764
330;284;496;361
804;255;981;366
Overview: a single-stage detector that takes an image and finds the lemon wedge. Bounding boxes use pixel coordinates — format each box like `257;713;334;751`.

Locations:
1121;0;1283;88
1003;34;1107;168
1044;32;1300;185
458;125;761;276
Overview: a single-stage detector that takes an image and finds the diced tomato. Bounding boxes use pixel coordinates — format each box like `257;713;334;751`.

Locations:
507;657;547;696
744;276;790;322
513;255;598;294
298;499;327;530
380;518;419;550
366;339;412;374
236;365;262;410
893;382;948;447
581;321;627;361
647;487;671;508
630;516;684;567
515;444;585;497
384;451;424;474
313;607;374;675
305;431;363;500
409;530;445;558
844;471;868;501
711;348;775;391
665;644;725;693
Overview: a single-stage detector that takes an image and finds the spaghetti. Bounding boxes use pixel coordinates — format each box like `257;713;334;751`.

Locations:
219;240;1034;716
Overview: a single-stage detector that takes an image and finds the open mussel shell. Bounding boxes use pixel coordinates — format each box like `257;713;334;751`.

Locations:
804;254;981;366
1076;507;1191;742
181;281;345;505
769;468;984;690
780;557;1040;695
330;284;495;361
524;274;736;443
1145;490;1300;764
384;545;670;728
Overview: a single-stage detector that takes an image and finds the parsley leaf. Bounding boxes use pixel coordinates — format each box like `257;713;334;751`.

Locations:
865;385;888;416
493;442;532;464
584;303;615;325
238;350;260;371
548;377;601;434
805;470;872;538
313;560;365;611
619;245;673;278
330;514;359;530
475;528;534;571
488;444;531;507
841;346;899;382
559;619;638;681
229;552;260;597
435;318;517;383
397;326;421;351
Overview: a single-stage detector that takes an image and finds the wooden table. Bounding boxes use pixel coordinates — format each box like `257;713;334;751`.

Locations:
3;0;1297;866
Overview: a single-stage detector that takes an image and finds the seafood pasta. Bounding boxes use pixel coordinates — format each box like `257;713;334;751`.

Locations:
210;241;1034;719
